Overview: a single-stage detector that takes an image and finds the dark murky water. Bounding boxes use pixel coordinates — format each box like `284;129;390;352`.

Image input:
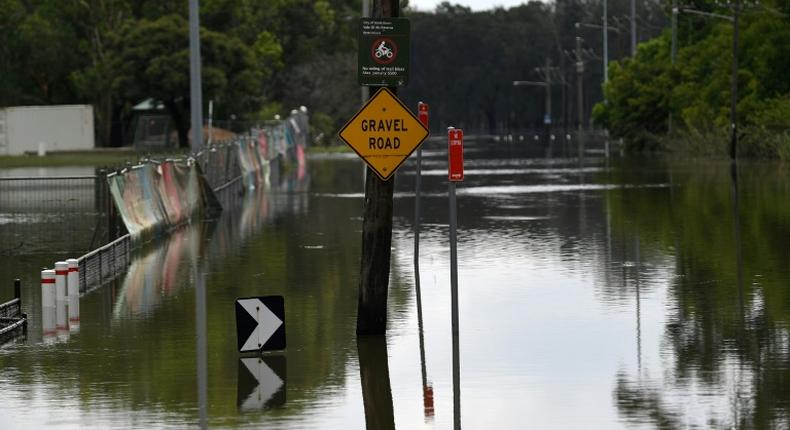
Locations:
2;141;790;429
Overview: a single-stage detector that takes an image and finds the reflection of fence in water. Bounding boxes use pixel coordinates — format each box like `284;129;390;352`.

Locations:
78;235;131;295
69;111;309;295
0;288;25;344
0;175;111;254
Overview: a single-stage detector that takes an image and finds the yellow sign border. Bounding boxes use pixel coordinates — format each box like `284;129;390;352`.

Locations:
338;87;429;181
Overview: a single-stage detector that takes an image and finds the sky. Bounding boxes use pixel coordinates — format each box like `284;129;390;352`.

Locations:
409;0;528;12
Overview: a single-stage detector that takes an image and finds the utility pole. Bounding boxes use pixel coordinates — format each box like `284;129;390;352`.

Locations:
677;6;740;161
532;58;558;128
356;0;399;335
576;37;584;132
671;0;678;63
730;0;740;162
514;60;562;134
631;0;636;57
188;0;203;153
544;57;552;126
669;0;677;133
603;0;609;82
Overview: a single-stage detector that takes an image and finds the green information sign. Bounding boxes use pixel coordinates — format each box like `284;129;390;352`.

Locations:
358;18;410;87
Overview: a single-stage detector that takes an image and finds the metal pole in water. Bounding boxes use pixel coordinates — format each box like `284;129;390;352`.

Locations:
449;179;461;430
415;102;429;266
189;0;204;154
415;102;432;420
449;181;459;338
447;127;464;429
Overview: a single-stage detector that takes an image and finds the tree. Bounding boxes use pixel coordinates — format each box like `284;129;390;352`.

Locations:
110;14;263;148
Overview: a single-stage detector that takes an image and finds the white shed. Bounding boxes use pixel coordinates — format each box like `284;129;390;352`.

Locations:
0;105;94;155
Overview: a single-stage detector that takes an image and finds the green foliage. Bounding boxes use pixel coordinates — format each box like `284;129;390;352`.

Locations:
109;14;262;148
0;0;673;147
596;37;673;149
0;0;357;147
595;6;790;157
310;111;337;146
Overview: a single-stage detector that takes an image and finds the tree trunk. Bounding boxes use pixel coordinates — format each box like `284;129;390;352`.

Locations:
356;168;395;334
165;99;189;149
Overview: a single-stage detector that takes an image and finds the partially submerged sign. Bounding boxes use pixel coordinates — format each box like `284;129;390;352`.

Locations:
339;88;429;181
358;18;410;86
235;296;285;352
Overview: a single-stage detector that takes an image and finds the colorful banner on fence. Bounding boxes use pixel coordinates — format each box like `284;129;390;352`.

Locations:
108;161;217;238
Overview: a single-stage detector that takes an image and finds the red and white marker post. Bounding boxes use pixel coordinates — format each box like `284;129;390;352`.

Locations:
448;128;464;182
55;261;68;337
41;269;56;341
66;258;80;330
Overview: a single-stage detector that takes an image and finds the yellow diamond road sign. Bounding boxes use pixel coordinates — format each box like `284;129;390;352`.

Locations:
338;88;429;181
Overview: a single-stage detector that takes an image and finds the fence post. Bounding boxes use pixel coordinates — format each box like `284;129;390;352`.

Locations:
14;278;20;301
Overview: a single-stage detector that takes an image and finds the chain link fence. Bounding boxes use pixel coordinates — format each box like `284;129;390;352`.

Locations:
0;175;111;255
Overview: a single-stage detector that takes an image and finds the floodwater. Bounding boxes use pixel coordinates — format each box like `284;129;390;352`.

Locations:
2;140;790;429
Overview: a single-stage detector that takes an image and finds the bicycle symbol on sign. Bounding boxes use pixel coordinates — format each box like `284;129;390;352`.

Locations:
375;41;394;59
371;37;397;65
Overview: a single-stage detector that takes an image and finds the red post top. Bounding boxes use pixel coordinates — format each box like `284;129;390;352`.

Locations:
418;102;429;129
448;128;464;182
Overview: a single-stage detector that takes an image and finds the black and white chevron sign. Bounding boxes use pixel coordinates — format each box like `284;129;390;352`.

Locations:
235;296;286;352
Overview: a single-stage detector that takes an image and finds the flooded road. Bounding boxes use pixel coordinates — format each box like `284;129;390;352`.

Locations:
2;141;790;428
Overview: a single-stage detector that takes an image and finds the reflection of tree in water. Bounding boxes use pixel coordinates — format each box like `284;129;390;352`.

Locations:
612;161;790;428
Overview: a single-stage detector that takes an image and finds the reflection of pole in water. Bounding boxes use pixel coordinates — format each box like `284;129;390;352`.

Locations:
635;234;642;372
453;326;461;430
414;152;422;267
729;162;745;321
196;272;208;429
414;257;434;420
357;336;395;430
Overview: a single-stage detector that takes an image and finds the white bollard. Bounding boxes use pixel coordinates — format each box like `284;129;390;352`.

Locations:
66;258;80;330
41;269;56;342
55;261;68;331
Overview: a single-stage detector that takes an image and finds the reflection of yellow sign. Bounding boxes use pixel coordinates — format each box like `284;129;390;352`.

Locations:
338;88;429;181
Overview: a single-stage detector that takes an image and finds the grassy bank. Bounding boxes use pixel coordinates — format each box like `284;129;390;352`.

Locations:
0;149;186;169
306;144;350;154
0;146;349;169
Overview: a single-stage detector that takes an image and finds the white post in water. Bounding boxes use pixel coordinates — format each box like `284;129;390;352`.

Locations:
55;261;68;336
66;258;80;331
41;269;56;343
